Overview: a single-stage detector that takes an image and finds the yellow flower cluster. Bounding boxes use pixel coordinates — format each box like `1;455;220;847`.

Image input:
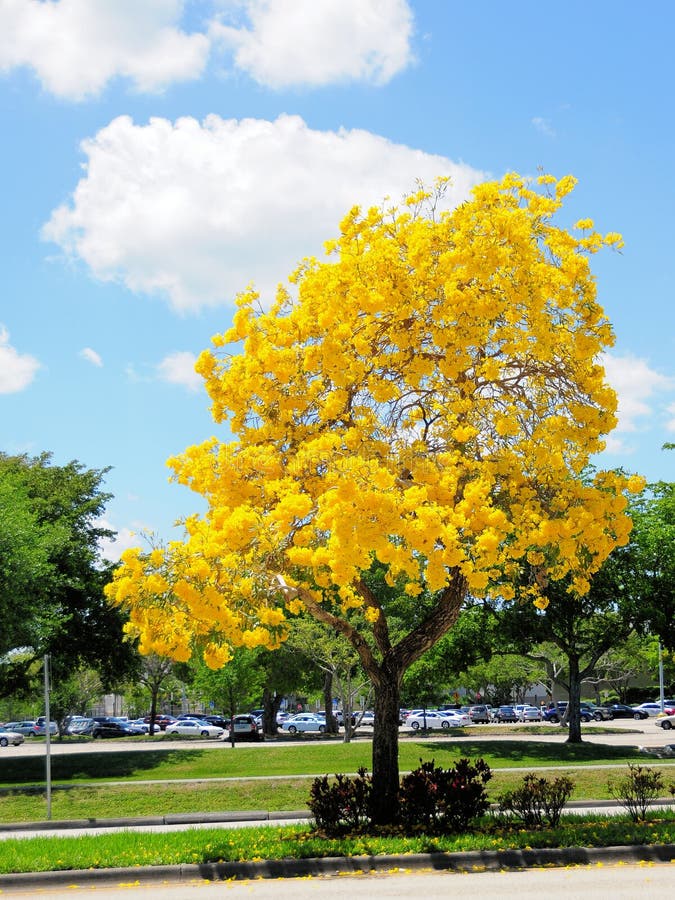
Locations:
105;173;642;667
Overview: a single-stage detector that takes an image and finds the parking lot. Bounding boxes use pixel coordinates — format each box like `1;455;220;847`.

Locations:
2;716;672;759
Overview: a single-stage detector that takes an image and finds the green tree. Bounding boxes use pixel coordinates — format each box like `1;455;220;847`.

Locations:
497;550;636;742
191;650;264;745
459;653;546;707
286;616;369;741
0;463;55;653
0;452;137;701
49;666;103;736
621;483;675;651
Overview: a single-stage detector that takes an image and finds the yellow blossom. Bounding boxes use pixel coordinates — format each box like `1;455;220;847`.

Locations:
105;172;638;684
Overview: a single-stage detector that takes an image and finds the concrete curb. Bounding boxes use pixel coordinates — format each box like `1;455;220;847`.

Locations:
0;810;309;833
2;843;675;891
4;799;675;834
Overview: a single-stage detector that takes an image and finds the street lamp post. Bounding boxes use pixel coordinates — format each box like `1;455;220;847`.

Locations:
43;654;52;820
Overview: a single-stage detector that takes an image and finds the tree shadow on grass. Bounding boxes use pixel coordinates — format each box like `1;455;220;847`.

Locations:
0;748;206;787
412;740;642;765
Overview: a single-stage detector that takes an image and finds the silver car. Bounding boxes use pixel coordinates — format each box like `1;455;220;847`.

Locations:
0;729;25;747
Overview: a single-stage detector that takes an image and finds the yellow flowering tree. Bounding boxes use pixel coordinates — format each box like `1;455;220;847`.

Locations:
106;173;642;824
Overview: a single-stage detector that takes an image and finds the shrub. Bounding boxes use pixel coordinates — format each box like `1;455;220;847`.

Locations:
398;757;492;833
307;767;372;835
608;764;665;822
497;773;574;828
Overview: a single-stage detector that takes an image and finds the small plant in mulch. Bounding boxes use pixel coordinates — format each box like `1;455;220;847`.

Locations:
608;763;666;822
496;773;575;828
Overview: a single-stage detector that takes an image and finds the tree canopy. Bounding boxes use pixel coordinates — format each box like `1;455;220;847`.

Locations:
0;452;136;695
106;173;642;822
621;482;675;651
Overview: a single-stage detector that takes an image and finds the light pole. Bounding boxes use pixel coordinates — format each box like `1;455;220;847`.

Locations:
43;654;52;820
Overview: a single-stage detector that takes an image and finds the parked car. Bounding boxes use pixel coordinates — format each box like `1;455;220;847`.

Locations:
467;705;491;724
334;710;355;727
82;719;145;739
280;713;327;734
440;710;470;727
127;717;162;734
578;703;610;722
0;728;24;747
542;703;567;723
64;715;91;734
495;706;519;723
227;714;262;741
143;715;176;731
603;703;649;720
354;711;375;726
634;702;665;717
203;715;231;730
34;717;58;735
517;705;542;721
655;714;675;731
9;720;40;737
405;710;461;730
165;719;225;738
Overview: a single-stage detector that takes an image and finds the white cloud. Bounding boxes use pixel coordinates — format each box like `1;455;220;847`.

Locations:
210;0;415;88
42;113;486;313
79;347;103;367
601;352;674;454
97;519;145;562
532;117;555;138
666;402;675;433
0;0;210;100
157;351;201;391
0;0;415;99
0;326;41;394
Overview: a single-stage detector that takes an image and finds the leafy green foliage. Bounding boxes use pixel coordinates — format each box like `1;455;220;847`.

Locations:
497;773;574;828
0;452;138;703
622;483;675;651
608;764;669;822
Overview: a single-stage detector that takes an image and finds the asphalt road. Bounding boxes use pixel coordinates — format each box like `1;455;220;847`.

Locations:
0;862;673;899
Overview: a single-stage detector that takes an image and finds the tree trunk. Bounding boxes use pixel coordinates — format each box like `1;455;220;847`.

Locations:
322;671;338;734
149;688;158;735
262;687;282;736
370;660;402;825
566;654;582;743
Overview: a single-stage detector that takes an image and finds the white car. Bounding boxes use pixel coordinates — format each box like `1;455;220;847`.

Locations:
405;710;466;730
280;714;327;734
440;711;470;727
655;714;675;731
0;729;24;747
165;719;224;738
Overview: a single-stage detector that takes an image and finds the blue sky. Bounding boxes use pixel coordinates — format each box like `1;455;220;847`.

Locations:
1;0;673;560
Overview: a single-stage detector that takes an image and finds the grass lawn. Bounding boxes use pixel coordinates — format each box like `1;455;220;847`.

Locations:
1;814;674;876
0;738;673;877
0;738;673;824
0;736;658;787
